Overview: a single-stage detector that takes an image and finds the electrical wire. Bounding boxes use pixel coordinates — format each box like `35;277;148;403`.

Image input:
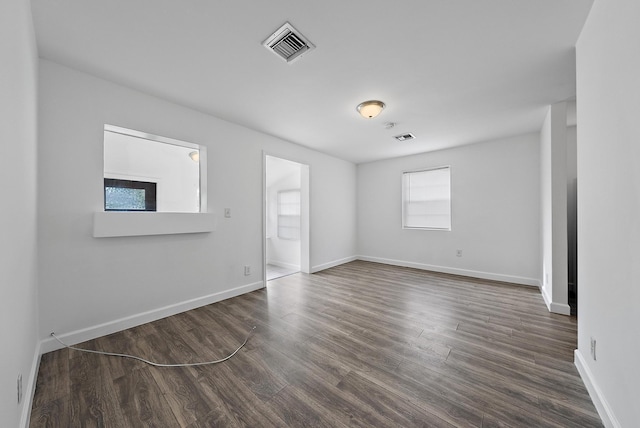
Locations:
50;326;256;368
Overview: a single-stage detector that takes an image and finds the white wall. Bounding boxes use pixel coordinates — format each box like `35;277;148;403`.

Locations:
539;102;571;314
357;133;540;285
37;59;357;349
0;0;40;426
575;0;640;426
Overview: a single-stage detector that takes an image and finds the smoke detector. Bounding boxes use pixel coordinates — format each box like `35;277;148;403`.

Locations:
394;133;416;141
263;22;315;63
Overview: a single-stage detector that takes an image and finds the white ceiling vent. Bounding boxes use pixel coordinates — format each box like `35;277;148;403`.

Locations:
263;22;315;63
394;133;416;141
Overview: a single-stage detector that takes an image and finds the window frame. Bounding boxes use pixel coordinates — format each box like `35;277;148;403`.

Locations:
277;189;301;241
94;125;213;238
401;166;452;231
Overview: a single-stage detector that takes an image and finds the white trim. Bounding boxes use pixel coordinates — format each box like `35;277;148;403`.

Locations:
311;256;357;273
20;342;42;428
93;211;216;238
262;153;267;286
549;301;571;315
105;124;200;150
199;145;208;212
542;284;553;309
541;283;572;315
574;350;620;428
40;280;264;353
356;255;539;286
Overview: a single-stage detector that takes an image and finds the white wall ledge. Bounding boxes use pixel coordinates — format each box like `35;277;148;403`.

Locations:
93;211;215;237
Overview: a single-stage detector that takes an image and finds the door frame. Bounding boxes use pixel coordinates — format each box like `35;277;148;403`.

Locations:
263;152;310;286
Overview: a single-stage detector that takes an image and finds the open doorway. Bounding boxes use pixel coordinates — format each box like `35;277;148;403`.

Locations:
264;155;310;282
568;178;577;315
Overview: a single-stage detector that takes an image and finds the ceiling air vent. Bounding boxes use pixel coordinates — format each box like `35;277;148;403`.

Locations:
394;133;416;141
263;22;315;63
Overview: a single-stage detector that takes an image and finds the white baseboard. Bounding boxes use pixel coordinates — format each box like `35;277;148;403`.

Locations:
541;284;553;310
40;280;264;353
357;255;539;287
267;260;301;271
549;301;571;315
574;349;620;428
20;341;42;428
541;284;572;315
311;256;357;273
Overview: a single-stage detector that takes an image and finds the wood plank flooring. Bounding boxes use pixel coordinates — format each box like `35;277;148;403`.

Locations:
30;261;603;427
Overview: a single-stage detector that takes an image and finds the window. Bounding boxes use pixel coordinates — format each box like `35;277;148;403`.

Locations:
103;125;205;213
402;166;451;230
104;178;157;211
278;189;301;240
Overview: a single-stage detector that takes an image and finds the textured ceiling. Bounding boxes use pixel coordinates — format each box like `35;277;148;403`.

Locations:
31;0;593;164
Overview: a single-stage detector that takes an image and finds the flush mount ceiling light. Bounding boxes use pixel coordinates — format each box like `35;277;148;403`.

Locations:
357;100;385;119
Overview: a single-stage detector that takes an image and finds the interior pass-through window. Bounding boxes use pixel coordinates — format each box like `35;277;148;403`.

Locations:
103;125;204;213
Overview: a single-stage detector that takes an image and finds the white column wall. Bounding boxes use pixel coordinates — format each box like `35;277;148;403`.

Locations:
575;0;640;426
0;0;40;426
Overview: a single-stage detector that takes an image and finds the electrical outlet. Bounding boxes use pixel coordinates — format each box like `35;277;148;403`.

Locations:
17;374;22;404
456;249;462;257
244;265;251;276
224;208;231;218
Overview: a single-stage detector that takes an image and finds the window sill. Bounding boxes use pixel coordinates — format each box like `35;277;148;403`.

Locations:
402;226;451;231
93;212;216;238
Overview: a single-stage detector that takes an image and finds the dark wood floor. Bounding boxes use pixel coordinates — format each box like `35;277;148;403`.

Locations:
30;261;602;427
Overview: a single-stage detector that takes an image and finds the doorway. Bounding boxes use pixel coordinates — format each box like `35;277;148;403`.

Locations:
264;155;310;282
568;178;578;315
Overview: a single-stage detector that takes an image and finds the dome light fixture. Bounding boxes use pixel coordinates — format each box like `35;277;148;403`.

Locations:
356;100;385;119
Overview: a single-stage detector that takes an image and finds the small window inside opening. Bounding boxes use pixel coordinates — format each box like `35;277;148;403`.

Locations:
104;178;157;211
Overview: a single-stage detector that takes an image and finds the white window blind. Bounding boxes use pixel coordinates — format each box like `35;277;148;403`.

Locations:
278;189;301;240
402;167;451;230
